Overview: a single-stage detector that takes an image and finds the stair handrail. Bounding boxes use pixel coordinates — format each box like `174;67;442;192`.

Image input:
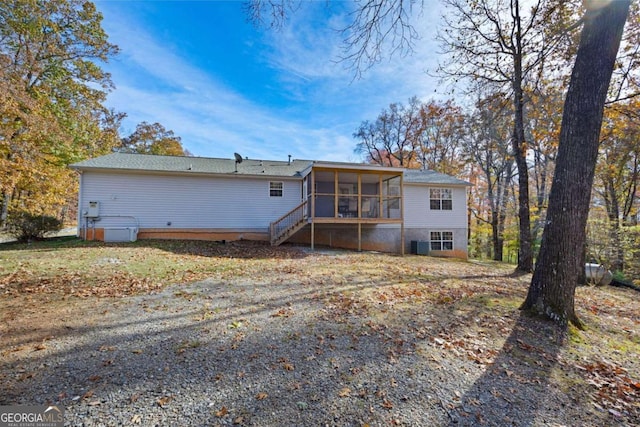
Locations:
270;200;308;244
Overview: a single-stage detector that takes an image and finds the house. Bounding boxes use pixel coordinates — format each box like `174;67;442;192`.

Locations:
70;153;471;257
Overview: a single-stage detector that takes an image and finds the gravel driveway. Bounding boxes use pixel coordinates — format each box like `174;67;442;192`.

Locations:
1;247;635;426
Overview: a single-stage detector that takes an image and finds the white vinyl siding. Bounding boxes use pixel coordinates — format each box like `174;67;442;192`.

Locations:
78;172;302;230
403;184;467;228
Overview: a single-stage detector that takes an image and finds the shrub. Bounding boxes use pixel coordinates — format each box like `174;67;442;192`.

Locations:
612;270;627;283
5;210;63;242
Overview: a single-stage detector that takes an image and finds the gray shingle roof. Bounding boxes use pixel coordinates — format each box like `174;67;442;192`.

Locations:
70;153;313;178
71;153;471;185
402;169;472;186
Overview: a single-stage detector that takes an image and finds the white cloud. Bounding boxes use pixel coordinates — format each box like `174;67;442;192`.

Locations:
261;1;446;112
97;1;446;163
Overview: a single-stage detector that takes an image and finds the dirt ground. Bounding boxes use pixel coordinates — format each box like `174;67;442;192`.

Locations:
0;240;638;426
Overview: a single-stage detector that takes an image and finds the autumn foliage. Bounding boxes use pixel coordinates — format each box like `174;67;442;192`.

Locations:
0;0;188;229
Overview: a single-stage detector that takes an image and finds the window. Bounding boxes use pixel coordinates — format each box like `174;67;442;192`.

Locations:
430;188;452;210
269;181;283;197
430;231;454;251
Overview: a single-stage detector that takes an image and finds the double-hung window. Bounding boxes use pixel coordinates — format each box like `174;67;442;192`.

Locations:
269;181;283;197
430;188;452;210
430;231;454;251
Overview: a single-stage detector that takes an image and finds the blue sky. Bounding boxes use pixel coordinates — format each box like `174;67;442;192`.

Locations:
96;1;445;162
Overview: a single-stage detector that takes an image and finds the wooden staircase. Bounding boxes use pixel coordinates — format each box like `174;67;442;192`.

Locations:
270;200;308;246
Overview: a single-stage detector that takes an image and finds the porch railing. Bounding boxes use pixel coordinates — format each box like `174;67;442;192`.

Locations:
270;200;308;246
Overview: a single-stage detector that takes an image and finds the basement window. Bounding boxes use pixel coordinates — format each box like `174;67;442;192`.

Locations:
430;231;454;251
430;188;452;210
270;181;283;197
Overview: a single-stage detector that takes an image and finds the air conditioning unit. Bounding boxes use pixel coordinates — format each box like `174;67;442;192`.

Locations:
104;227;138;242
411;240;429;255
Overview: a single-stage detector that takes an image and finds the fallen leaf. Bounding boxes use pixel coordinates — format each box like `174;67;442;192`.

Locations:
381;399;393;409
338;387;351;397
228;321;243;329
157;396;172;407
215;406;228;417
271;308;294;318
256;392;268;400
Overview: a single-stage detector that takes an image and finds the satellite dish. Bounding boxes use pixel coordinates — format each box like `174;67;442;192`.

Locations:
234;152;243;173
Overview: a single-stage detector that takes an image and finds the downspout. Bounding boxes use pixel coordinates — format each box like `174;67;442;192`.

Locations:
400;173;405;255
77;171;84;239
311;168;315;250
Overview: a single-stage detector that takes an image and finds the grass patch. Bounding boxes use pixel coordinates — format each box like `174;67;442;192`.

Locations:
0;239;279;297
568;323;586;345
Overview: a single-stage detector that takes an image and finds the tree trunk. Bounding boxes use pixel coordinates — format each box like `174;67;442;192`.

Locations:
532;149;549;243
491;216;503;261
605;177;624;272
521;0;630;327
487;175;502;261
512;2;534;273
1;191;11;227
497;172;511;262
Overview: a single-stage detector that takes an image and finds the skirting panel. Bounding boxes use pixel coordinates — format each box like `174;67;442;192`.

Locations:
81;228;269;243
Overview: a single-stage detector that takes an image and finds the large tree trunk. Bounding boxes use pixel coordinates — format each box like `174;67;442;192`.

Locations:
521;0;630;327
512;1;534;273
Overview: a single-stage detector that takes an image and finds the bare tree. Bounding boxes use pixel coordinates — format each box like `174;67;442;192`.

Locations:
521;0;631;327
593;101;640;272
354;97;423;166
418;99;466;175
244;0;300;30
246;0;423;78
437;0;574;273
464;93;515;261
354;97;465;173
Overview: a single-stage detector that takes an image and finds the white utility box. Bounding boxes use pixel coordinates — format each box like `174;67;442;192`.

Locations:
86;201;100;218
104;227;138;242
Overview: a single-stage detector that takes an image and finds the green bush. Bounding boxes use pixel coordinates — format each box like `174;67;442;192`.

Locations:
5;210;63;242
612;270;627;283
